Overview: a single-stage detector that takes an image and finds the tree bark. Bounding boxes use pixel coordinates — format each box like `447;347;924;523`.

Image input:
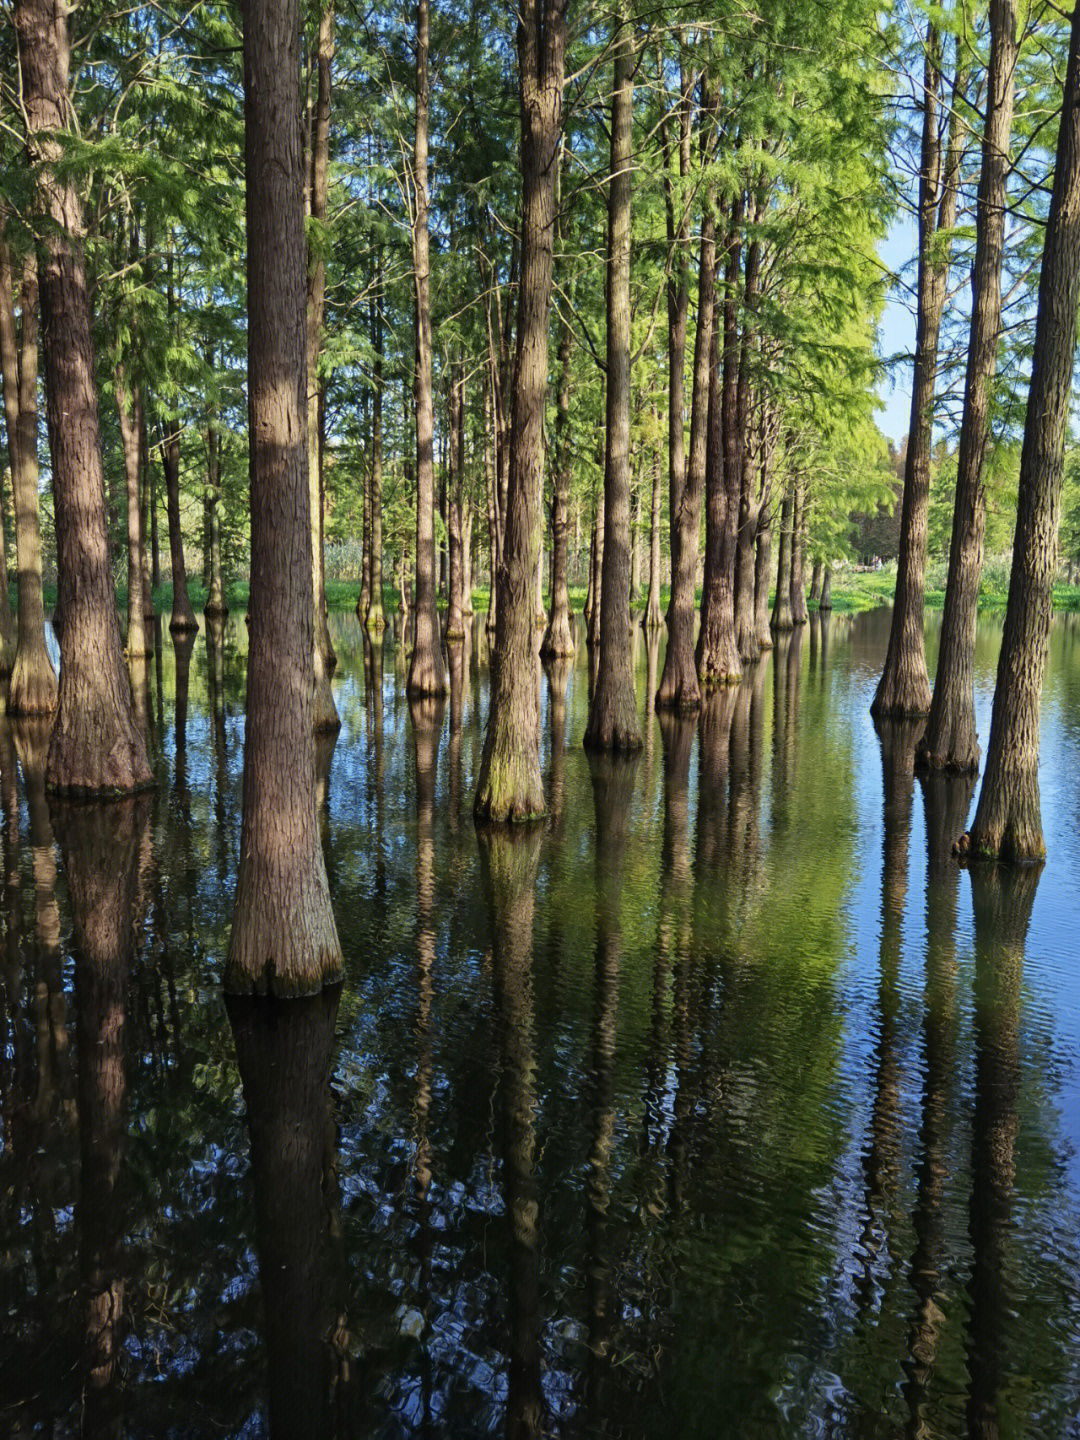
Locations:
585;10;641;751
873;29;963;717
407;0;447;698
474;0;566;818
820;565;832;611
1;241;57;712
14;0;151;794
959;0;1080;862
809;561;822;605
918;0;1017;773
541;301;575;656
656;96;715;712
226;0;343;993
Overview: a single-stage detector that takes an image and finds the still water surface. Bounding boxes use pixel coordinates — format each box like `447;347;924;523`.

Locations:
2;607;1080;1438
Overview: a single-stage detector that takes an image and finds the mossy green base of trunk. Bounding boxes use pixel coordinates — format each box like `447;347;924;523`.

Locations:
474;747;546;825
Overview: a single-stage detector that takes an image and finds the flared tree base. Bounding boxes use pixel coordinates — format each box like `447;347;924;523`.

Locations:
871;656;932;720
474;729;546;825
957;765;1046;865
365;603;386;633
7;642;58;717
540;606;575;659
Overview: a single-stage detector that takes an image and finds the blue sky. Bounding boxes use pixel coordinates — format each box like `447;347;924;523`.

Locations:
875;213;917;443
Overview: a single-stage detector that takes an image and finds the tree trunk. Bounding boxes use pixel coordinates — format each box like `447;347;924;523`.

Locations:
753;503;774;649
696;245;741;689
873;29;962;717
407;0;447;698
789;478;809;625
462;507;474;616
959;0;1080;862
656;92;714;712
918;0;1018;773
485;378;499;633
204;398;228;617
809;561;822;605
146;405;160;595
586;492;604;649
162;422;198;633
1;241;57;712
820;565;832;611
306;3;340;728
733;224;762;662
771;483;794;631
446;359;466;640
541;302;575;656
474;0;565;818
226;0;343;993
585;11;641;752
115;368;149;662
642;423;663;630
14;0;151;794
366;277;386;630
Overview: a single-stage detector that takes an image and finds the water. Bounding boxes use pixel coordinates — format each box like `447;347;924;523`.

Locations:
2;607;1079;1438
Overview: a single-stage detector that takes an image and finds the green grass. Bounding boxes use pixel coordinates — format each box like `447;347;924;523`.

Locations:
38;565;1080;621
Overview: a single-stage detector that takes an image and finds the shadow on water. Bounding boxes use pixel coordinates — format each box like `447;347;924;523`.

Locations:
1;609;1079;1438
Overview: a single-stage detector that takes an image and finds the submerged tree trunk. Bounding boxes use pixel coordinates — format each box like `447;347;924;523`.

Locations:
918;0;1018;774
475;0;565;819
753;503;773;650
366;279;386;631
307;3;340;729
696;294;740;687
15;0;151;794
771;483;794;631
542;303;575;657
873;29;962;717
656;126;714;712
204;399;228;617
116;369;149;662
585;11;641;751
1;242;57;712
809;561;822;605
819;565;832;612
789;478;809;625
446;359;466;640
226;0;343;993
959;1;1080;862
407;0;447;699
162;422;198;633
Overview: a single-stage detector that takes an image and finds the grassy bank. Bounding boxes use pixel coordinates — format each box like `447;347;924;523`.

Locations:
44;565;1080;623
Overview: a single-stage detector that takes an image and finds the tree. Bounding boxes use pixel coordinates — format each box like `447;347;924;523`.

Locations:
406;0;447;700
872;23;963;718
474;0;566;820
14;0;151;795
307;1;341;732
958;0;1080;863
225;0;343;993
917;0;1018;773
0;235;57;713
585;9;642;753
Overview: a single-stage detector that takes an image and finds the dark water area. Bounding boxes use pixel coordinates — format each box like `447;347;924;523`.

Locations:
2;607;1080;1438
